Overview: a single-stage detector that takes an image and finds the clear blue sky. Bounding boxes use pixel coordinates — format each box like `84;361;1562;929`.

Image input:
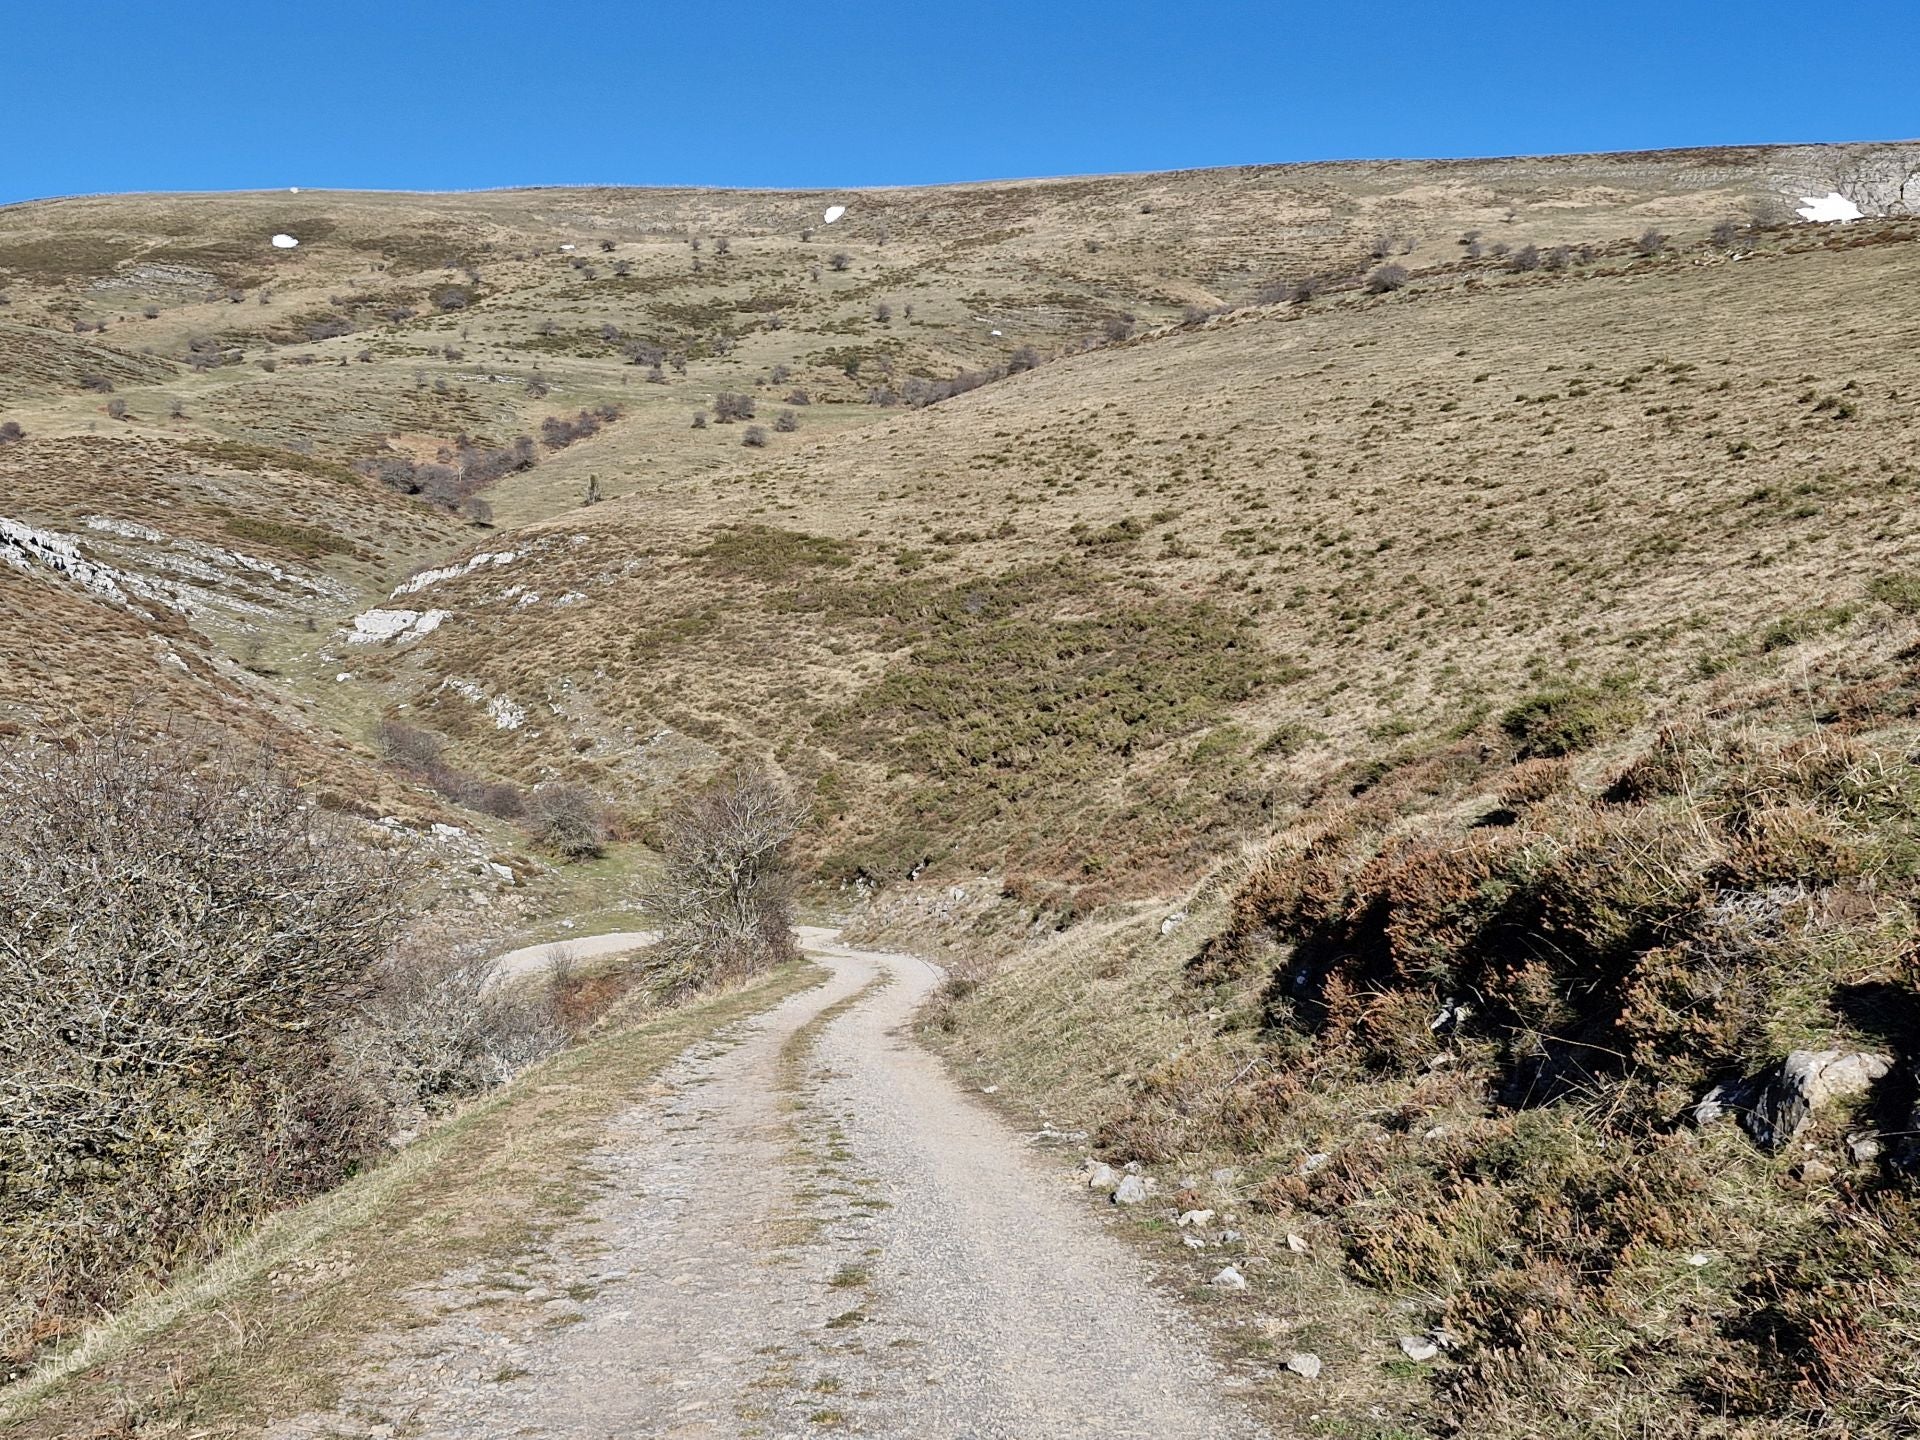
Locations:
3;1;1914;204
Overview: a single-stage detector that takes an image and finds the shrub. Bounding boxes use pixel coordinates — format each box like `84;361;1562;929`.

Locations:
1508;244;1541;272
105;397;128;420
774;409;800;433
828;251;851;272
1007;344;1042;373
332;934;564;1134
1500;683;1643;758
785;387;810;406
712;391;755;422
1365;264;1410;294
0;727;405;1362
141;305;159;320
643;773;800;993
77;372;113;393
525;781;608;860
691;411;708;429
0;421;23;444
874;302;892;323
1636;227;1667;256
742;424;769;447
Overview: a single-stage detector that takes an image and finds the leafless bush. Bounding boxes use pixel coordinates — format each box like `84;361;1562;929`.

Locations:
141;305;159;320
874;302;892;323
742;424;769;447
1636;227;1668;256
712;391;755;423
1508;244;1541;272
525;781;609;860
643;773;800;994
0;421;24;444
784;387;810;406
1364;263;1410;294
332;933;565;1136
540;407;618;450
77;372;113;393
1711;218;1743;248
691;411;708;429
1007;345;1042;373
773;409;799;433
0;726;405;1362
105;397;128;420
828;250;851;272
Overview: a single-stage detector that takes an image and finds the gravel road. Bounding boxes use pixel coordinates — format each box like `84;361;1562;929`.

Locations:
484;929;659;986
270;931;1270;1438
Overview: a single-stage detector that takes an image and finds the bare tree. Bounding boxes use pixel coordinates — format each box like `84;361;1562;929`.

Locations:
643;773;800;993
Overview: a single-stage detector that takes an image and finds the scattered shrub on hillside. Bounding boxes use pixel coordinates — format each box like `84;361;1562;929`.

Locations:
742;424;769;448
644;772;800;994
0;726;405;1363
712;391;755;423
0;421;23;444
1499;682;1643;758
105;397;128;420
1364;264;1410;294
77;371;113;393
691;411;708;429
525;781;609;860
828;250;851;272
539;405;618;450
1636;227;1668;256
773;409;800;433
1007;345;1043;373
785;387;811;406
1508;244;1541;272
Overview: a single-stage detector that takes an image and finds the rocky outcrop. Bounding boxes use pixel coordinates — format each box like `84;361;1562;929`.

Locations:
1694;1049;1891;1150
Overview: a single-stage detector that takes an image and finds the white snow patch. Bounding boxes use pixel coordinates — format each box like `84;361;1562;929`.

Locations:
553;590;587;607
487;696;527;731
344;608;450;644
390;550;517;597
335;671;354;682
823;204;847;224
559;243;575;252
431;822;467;840
1797;192;1865;224
270;234;300;249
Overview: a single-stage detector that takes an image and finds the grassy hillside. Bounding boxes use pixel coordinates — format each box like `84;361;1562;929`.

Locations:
4;141;1919;1436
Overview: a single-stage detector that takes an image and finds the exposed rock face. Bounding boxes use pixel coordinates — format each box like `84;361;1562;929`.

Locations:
1694;1050;1891;1150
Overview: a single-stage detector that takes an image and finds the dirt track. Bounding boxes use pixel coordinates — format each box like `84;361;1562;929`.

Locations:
270;930;1268;1438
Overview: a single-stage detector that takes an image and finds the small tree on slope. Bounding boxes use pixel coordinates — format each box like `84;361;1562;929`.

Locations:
645;772;801;994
